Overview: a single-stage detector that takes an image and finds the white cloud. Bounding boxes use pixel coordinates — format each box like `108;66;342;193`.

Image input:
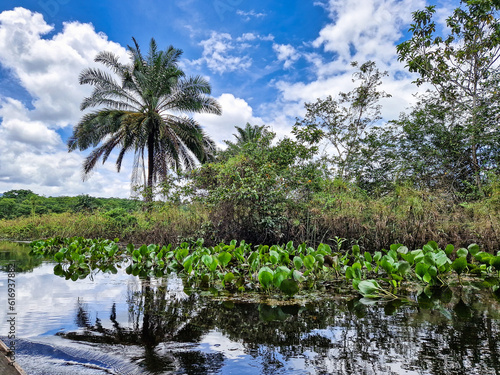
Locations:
191;31;274;74
192;32;252;74
0;7;128;127
0;7;131;197
267;0;430;132
236;9;266;21
194;93;264;148
273;43;301;69
313;0;425;65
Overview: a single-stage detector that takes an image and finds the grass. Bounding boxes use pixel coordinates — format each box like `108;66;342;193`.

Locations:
1;187;500;252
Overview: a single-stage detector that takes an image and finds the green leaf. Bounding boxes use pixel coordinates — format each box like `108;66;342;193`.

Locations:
218;252;232;268
415;263;429;279
280;279;299;296
397;246;408;255
358;280;381;296
489;256;500;272
452;256;467;275
183;254;194;273
423;272;432;284
352;245;360;256
53;264;63;276
475;252;492;264
292;269;304;282
202;254;213;269
132;250;141;262
258;267;274;289
293;256;303;270
345;267;354;280
445;244;454;255
304;254;315;269
273;271;287;288
468;244;480;256
54;252;64;262
456;248;468;258
397;261;411;275
269;250;280;265
364;252;372;263
224;272;235;284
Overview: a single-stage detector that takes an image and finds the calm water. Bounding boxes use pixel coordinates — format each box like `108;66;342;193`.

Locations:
1;242;500;375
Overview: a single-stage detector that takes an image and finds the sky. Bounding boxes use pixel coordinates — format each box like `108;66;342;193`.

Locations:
0;0;457;198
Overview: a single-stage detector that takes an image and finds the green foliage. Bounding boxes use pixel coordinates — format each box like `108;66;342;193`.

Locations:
397;2;500;195
190;128;323;244
67;37;221;197
295;61;390;181
31;236;500;299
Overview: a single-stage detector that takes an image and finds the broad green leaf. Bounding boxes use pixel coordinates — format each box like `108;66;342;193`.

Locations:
456;248;468;258
258;267;274;289
270;250;280;265
427;241;439;251
304;254;315;269
202;254;213;269
397;246;409;255
423;272;432;284
475;252;492;264
428;266;437;277
218;252;232;268
490;256;500;272
415;263;429;279
468;244;480;256
224;272;235;284
364;252;372;263
345;267;354;280
183;254;194;273
280;279;299;296
390;244;404;252
292;270;304;282
445;244;454;255
397;261;411;275
452;256;467;275
54;252;64;262
273;271;287;288
358;280;381;296
293;256;303;270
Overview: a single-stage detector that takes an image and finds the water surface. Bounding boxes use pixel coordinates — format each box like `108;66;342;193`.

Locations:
1;242;500;375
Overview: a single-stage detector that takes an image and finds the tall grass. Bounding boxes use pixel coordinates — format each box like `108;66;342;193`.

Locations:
1;187;499;252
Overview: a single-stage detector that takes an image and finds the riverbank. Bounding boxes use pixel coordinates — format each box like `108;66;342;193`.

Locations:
1;190;500;253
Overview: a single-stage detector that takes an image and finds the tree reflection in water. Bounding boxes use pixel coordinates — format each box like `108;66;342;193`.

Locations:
59;277;500;375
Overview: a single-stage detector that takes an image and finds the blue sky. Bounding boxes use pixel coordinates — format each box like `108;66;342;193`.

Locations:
0;0;457;198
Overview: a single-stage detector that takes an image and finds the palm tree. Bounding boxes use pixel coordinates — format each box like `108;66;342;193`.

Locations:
68;38;221;198
223;123;271;154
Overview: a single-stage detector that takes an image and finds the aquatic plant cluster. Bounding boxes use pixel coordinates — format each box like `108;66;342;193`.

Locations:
30;237;500;298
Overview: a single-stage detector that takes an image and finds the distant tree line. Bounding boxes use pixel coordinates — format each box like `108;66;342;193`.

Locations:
0;189;140;220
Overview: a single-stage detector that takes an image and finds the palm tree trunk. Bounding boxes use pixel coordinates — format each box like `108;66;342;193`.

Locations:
147;133;155;202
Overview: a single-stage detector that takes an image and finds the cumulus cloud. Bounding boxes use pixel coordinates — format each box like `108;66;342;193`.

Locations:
0;7;131;197
194;93;264;148
273;43;301;69
191;32;253;74
313;0;425;65
270;0;428;128
191;31;275;74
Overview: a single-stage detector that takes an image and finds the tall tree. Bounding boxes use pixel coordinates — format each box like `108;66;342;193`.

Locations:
222;123;271;156
68;38;221;198
296;61;390;181
396;1;500;196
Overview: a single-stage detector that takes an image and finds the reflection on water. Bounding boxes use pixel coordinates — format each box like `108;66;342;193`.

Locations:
0;243;500;374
